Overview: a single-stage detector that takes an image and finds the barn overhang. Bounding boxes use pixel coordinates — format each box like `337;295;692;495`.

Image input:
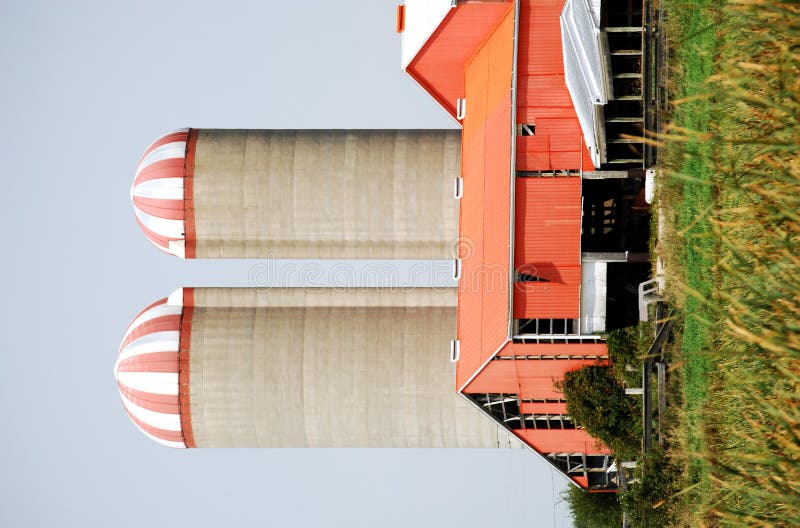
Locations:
561;0;613;168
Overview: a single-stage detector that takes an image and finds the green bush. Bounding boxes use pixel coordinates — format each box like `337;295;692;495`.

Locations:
564;485;622;528
606;324;650;386
620;450;681;528
557;365;640;458
606;326;639;362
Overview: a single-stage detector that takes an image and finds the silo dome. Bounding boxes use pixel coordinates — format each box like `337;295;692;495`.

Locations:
114;289;193;448
131;129;192;258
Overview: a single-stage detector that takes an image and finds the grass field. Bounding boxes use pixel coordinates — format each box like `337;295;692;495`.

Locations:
658;0;718;523
657;0;800;525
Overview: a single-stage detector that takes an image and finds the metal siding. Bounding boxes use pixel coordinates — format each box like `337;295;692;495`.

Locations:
550;134;583;152
516;358;604;380
549;150;582;169
519;357;609;399
463;358;519;394
519;401;568;414
571;475;590;488
514;178;581;264
515;0;596;171
517;105;575;121
498;342;609;357
516;150;552;170
514;275;581;318
518;76;573;107
463;356;603;397
518;8;564;76
514;429;611;454
520;377;567;400
516;136;551;170
462;336;613;482
516;135;550;154
535;116;582;137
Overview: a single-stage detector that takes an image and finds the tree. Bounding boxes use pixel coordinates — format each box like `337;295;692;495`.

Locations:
619;450;680;528
564;485;622;528
556;365;640;457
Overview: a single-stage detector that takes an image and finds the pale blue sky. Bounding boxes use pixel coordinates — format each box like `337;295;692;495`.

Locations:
0;1;573;526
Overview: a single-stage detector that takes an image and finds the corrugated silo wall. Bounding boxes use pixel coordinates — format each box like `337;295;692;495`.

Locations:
191;130;460;259
187;288;520;448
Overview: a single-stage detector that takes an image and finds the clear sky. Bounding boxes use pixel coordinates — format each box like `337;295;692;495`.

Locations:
0;1;573;526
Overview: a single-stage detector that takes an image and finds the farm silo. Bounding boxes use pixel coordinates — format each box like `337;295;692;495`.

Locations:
114;287;520;449
131;129;460;259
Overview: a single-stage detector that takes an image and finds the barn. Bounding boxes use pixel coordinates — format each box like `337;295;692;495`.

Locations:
118;0;655;494
399;0;652;491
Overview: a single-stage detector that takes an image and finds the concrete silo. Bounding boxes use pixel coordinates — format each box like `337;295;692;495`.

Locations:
115;287;520;449
131;129;460;259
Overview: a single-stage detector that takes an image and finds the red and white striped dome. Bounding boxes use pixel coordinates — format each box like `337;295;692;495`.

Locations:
114;289;193;448
131;129;191;258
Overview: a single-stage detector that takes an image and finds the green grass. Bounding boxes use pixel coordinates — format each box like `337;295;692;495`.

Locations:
659;1;719;520
658;0;800;525
560;3;799;525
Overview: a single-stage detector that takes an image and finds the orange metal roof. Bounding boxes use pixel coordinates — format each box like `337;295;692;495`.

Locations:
514;276;581;319
520;401;568;414
497;342;609;357
516;0;595;170
403;0;615;488
572;475;590;488
515;429;612;454
405;3;514;120
463;341;611;457
513;177;582;317
455;6;515;390
514;177;582;268
463;355;607;400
